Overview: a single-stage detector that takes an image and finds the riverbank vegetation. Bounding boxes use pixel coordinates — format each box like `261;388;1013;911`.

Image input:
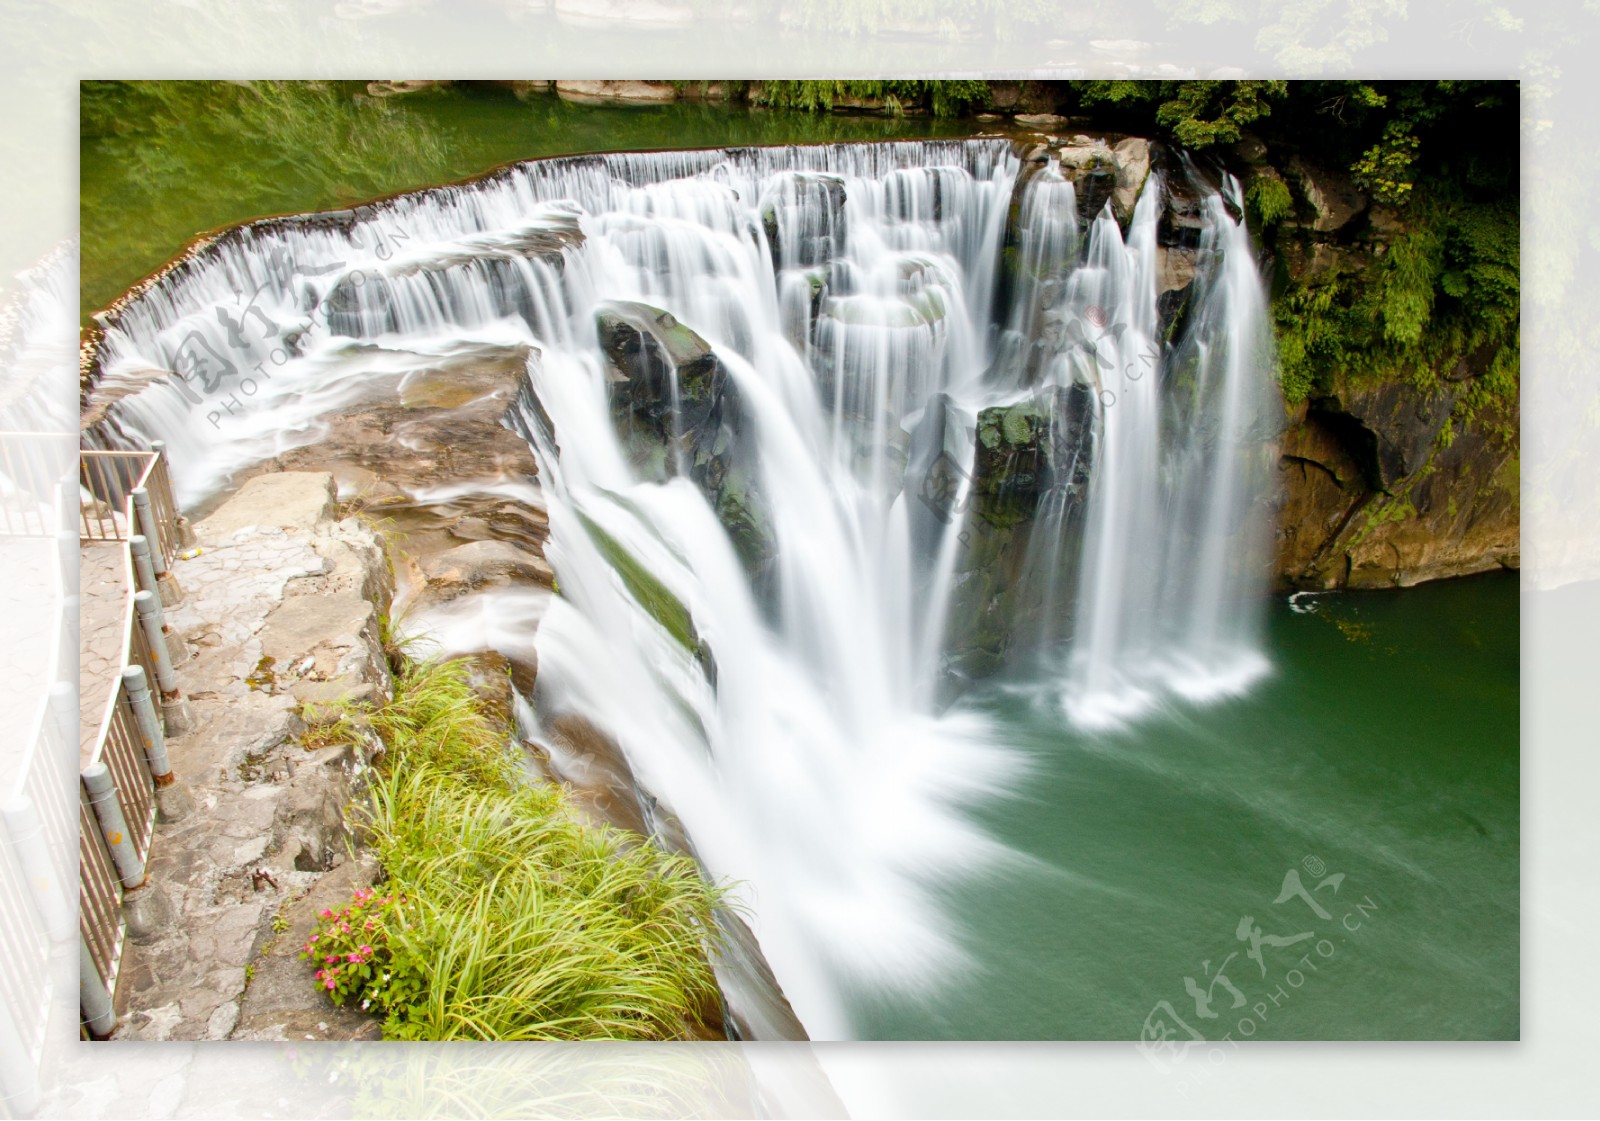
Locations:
299;655;728;1040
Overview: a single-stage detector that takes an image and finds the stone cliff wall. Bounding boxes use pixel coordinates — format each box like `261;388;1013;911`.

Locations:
1248;150;1520;589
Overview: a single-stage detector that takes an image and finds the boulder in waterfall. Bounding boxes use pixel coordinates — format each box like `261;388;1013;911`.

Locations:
1111;137;1151;225
1057;143;1119;223
594;302;775;580
1157;245;1198;294
940;384;1098;683
759;172;847;269
1056;142;1116;172
596;301;728;438
971;385;1095;530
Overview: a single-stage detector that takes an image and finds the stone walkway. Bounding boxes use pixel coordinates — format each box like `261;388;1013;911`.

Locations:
108;472;391;1043
79;540;127;763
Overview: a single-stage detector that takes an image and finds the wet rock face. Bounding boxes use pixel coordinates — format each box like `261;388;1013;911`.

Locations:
1285;156;1368;233
597;301;728;441
1311;378;1468;493
1258;153;1516;590
1275;385;1519;590
594;301;775;580
939;385;1098;681
760;172;848;269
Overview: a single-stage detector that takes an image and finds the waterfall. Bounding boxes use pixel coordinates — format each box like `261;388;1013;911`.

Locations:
85;139;1281;1039
1057;170;1279;727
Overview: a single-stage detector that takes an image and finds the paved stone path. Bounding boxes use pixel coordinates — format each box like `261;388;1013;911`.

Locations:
107;472;389;1043
79;540;127;764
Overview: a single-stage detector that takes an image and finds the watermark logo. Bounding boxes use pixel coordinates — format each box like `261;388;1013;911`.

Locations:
165;222;411;428
1136;856;1380;1083
1055;303;1161;410
918;447;973;527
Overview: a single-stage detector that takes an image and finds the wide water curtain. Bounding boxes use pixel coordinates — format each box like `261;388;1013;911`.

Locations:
88;140;1279;1039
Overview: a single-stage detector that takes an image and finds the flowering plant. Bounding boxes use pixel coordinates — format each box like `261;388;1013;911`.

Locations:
298;887;420;1016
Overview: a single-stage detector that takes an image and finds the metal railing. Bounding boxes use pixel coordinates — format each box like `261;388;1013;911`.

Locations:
79;447;179;570
0;428;76;1084
0;430;72;538
78;792;123;1001
75;443;184;1022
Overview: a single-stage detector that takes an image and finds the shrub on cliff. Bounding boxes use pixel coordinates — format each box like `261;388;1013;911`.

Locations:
302;657;727;1040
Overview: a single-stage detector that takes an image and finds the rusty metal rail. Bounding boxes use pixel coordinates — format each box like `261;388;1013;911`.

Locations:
74;443;183;1024
79;447;179;571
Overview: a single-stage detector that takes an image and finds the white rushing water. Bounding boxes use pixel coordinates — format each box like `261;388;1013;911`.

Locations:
89;139;1280;1038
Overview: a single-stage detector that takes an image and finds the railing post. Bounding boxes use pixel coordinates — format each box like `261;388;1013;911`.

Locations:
1;795;75;942
132;583;189;669
130;486;166;575
122;667;192;823
130;533;182;609
149;442;196;549
80;764;142;891
79;934;116;1040
133;591;192;735
129;532;157;596
81;764;173;944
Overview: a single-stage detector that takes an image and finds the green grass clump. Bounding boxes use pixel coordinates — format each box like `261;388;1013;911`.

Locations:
310;656;727;1040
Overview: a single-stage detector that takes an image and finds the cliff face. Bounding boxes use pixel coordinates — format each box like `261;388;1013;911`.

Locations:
1257;154;1520;589
1276;377;1519;589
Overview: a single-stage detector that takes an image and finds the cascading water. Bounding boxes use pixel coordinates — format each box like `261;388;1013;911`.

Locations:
86;138;1281;1039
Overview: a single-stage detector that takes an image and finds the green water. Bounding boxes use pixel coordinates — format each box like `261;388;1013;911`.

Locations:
856;571;1519;1040
79;81;975;321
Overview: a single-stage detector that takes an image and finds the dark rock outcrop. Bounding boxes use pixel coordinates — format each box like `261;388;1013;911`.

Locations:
1275;386;1518;590
594;301;775;581
940;384;1097;680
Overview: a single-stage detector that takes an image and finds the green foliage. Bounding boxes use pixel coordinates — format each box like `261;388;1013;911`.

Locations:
1352;120;1423;205
753;80;990;118
1270;195;1519;442
1154;80;1289;148
1246;173;1294;227
368;656;517;788
310;656;728;1040
368;767;725;1041
1069;79;1289;148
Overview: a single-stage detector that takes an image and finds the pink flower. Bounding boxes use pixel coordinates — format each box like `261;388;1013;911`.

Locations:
320;909;333;920
346;953;361;963
325;978;336;990
364;921;374;932
309;934;318;942
358;945;373;956
325;955;338;965
340;923;350;934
